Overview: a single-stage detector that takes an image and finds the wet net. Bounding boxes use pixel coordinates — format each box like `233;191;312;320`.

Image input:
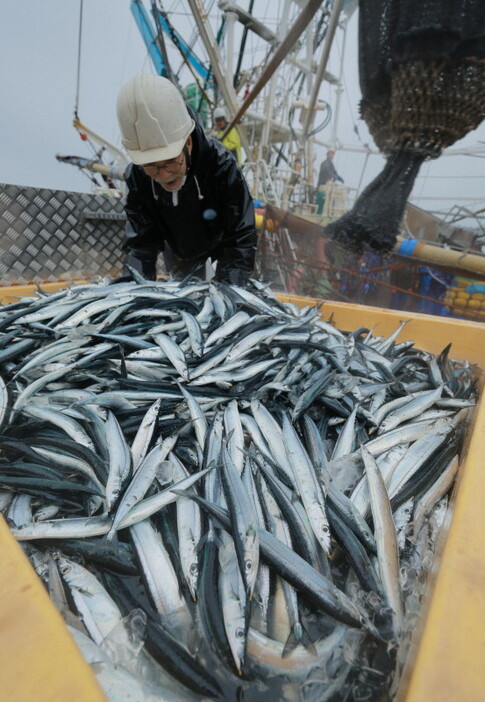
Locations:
324;0;485;254
256;204;485;322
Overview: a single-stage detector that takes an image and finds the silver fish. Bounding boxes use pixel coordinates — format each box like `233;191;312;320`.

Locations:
361;443;403;634
282;414;331;554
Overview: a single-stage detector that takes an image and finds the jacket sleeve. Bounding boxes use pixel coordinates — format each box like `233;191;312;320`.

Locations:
330;161;344;183
317;161;330;186
213;159;257;285
221;128;241;156
122;164;162;280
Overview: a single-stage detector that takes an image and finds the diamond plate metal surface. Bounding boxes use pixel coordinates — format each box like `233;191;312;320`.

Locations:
0;184;127;284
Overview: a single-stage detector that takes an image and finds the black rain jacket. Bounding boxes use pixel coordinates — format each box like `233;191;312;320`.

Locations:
123;107;257;285
317;158;343;186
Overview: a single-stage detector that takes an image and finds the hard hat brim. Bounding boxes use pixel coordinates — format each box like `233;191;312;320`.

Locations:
126;124;194;165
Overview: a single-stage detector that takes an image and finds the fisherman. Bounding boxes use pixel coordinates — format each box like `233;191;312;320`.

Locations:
315;149;344;215
213;107;242;165
116;74;256;284
289;155;303;187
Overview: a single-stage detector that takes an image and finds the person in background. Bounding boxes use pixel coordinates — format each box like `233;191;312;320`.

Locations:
315;149;344;215
284;155;303;206
116;74;256;285
289;156;303;187
213;107;242;165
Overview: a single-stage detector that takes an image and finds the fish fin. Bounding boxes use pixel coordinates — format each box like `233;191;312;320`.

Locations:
281;629;300;658
117;344;127;377
155;459;177;484
195;531;210;554
103;525;119;546
282;622;317;658
300;626;318;657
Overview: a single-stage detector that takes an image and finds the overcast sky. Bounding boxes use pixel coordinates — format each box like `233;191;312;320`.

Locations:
1;0;484;227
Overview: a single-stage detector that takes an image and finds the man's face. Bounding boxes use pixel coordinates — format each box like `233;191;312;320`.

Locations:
215;117;226;129
142;136;192;191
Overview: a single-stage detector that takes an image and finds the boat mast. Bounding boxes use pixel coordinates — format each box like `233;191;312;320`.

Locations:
224;9;238;82
185;0;251;154
299;0;344;150
331;7;347;147
220;0;323;141
260;0;292;163
302;19;315;185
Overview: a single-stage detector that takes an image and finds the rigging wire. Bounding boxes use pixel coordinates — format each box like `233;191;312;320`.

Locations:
151;0;176;83
72;0;107;167
157;0;215;110
234;0;255;90
282;7;332;149
74;0;84;120
174;0;215;80
69;0;121;188
412;159;432;204
341;69;363;147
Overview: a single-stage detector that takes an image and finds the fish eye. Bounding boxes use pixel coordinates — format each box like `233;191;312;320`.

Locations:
236;628;245;639
245;559;253;572
189;563;198;575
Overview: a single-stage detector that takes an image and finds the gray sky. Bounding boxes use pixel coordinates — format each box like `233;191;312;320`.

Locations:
1;0;484;227
0;0;147;193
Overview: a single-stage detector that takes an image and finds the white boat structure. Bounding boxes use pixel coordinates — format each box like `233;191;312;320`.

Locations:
61;1;483;223
60;1;357;215
5;0;485;317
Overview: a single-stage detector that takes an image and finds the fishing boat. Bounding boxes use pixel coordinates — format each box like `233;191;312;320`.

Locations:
1;4;485;702
5;0;476;320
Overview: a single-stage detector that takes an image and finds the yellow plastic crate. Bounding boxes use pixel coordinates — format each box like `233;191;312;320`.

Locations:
0;285;484;702
280;295;485;702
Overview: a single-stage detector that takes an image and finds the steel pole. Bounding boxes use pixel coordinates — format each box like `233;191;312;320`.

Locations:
221;0;323;140
299;0;344;146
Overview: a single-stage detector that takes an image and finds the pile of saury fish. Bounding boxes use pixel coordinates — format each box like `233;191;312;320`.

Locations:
0;274;478;701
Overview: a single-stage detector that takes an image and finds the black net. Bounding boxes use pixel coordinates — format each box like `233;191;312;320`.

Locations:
325;0;485;254
323;151;425;254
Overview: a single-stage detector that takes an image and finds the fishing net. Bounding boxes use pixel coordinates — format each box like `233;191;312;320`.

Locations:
256;204;479;321
324;0;485;254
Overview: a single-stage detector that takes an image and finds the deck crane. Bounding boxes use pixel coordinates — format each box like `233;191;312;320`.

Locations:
55;1;485;287
130;0;211;83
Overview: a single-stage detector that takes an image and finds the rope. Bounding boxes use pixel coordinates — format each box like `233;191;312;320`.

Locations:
74;0;84;119
151;0;175;82
156;0;213;107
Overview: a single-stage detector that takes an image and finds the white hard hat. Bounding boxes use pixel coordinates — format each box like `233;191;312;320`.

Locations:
116;74;195;165
213;107;226;120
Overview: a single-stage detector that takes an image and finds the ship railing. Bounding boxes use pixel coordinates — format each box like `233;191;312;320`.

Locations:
243;159;355;220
